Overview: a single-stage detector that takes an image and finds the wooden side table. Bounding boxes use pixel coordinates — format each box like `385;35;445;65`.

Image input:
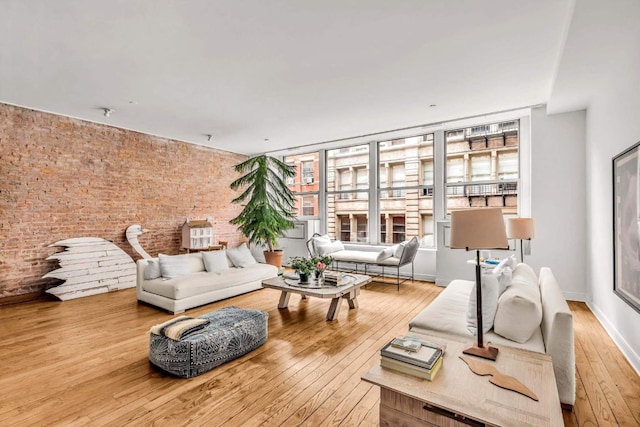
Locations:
362;332;563;426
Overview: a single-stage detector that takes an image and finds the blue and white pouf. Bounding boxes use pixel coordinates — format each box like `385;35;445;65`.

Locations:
149;306;268;378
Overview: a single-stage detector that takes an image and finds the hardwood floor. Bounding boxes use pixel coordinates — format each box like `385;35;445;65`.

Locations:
0;279;638;426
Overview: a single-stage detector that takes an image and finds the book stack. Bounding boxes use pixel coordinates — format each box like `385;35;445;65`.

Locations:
323;271;344;286
380;336;445;381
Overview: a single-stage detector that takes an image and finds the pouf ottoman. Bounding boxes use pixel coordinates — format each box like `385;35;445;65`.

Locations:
149;306;268;378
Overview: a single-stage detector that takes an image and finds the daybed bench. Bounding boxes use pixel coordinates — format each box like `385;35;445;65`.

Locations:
409;262;575;407
137;244;278;314
306;234;419;290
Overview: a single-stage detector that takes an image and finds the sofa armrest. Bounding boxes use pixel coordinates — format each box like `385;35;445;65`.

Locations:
136;259;150;295
539;267;575;406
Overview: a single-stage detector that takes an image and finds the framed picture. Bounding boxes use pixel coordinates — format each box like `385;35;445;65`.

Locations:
613;141;640;314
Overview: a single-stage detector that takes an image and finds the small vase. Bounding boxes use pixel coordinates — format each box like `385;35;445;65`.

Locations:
298;273;309;283
315;270;324;283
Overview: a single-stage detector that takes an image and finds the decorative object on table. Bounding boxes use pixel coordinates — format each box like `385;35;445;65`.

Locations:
506;217;535;262
181;217;214;251
312;255;333;280
126;224;152;259
43;237;136;300
459;355;538;401
450;207;509;360
290;256;316;282
229;154;297;268
380;338;444;381
612;141;640;314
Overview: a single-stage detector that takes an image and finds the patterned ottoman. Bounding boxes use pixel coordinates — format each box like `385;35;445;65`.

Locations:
149;306;268;378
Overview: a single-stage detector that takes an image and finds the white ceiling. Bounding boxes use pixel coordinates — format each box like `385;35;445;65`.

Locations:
1;0;576;155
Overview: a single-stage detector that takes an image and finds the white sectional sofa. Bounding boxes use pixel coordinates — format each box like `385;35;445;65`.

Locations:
136;244;278;314
409;263;575;407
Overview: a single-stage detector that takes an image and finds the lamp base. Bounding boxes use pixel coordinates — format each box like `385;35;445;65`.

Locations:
463;344;499;361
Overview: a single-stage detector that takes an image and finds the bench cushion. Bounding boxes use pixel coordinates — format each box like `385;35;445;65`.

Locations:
149;306;268;378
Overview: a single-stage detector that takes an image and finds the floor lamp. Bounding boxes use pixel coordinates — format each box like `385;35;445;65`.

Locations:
450;208;509;361
506;218;535;263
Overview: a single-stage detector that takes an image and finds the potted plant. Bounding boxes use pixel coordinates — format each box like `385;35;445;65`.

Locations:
290;257;316;283
230;154;297;268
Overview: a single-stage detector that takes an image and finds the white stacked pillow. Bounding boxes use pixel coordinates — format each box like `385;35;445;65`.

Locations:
466;274;500;335
226;243;258;268
158;253;206;279
201;250;230;272
493;264;543;343
316;240;345;256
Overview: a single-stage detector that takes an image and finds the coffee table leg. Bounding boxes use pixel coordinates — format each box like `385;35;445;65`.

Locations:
346;289;359;309
326;297;342;321
278;291;291;309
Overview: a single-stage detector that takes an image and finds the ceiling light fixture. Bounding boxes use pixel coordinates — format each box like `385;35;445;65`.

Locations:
103;108;114;117
206;134;213;142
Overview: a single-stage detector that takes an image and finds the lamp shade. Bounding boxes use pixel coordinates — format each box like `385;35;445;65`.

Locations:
450;208;509;250
506;218;535;240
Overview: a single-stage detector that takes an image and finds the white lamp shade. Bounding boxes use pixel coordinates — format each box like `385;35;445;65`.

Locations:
506;218;535;240
450;208;509;250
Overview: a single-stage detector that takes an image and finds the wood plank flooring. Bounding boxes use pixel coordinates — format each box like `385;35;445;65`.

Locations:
0;279;638;426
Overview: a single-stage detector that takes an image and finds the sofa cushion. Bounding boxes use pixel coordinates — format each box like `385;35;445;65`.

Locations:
376;247;394;262
317;240;345;256
491;257;513;294
143;263;277;300
159;253;205;279
202;250;230;273
393;240;408;259
226;243;257;268
144;259;162;280
311;234;332;255
467;274;499;335
493;280;543;343
511;263;538;287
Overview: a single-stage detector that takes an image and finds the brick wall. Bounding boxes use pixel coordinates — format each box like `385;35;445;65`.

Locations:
0;103;248;298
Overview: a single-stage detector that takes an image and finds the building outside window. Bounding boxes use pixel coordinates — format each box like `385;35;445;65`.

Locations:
284;152;319;217
327;144;369;243
445;120;519;215
378;133;434;246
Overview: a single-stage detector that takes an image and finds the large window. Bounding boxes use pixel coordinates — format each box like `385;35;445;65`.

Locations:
327;144;370;243
281;116;522;248
445;120;519;215
378;133;434;246
285;152;319;217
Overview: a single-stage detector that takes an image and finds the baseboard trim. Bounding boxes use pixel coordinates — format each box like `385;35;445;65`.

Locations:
0;292;42;306
586;301;640;376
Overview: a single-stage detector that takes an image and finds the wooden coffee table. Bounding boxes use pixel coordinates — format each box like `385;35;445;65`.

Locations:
261;273;371;321
362;331;563;426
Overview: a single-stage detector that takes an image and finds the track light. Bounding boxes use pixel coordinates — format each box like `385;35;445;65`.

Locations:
103;108;114;117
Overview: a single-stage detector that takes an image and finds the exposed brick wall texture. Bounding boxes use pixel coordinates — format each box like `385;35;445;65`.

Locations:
0;103;248;298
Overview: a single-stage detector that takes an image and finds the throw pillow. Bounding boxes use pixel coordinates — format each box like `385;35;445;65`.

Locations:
511;263;539;288
393;240;408;259
491;257;513;294
317;240;345;256
466;274;500;335
144;259;161;280
158;253;205;279
226;243;258;268
311;234;331;256
493;281;543;343
202;250;230;273
376;247;394;262
506;254;518;269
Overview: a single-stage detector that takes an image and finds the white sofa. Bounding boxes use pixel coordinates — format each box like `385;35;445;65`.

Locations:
409;264;575;407
136;246;278;314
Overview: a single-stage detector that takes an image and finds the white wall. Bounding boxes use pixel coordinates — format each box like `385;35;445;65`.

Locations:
583;19;640;373
530;107;587;301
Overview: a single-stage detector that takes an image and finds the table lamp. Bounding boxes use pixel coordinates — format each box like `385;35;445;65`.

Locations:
450;208;509;360
506;218;535;262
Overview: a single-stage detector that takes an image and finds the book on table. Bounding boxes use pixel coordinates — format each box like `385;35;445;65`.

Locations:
380;354;443;381
381;339;443;370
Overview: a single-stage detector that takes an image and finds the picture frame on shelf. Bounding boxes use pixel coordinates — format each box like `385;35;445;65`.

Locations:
612;140;640;314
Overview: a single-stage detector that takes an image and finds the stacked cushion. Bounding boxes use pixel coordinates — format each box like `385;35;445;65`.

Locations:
226;243;258;268
316;240;345;256
466;274;500;334
158;253;206;279
201;250;230;272
493;264;543;343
